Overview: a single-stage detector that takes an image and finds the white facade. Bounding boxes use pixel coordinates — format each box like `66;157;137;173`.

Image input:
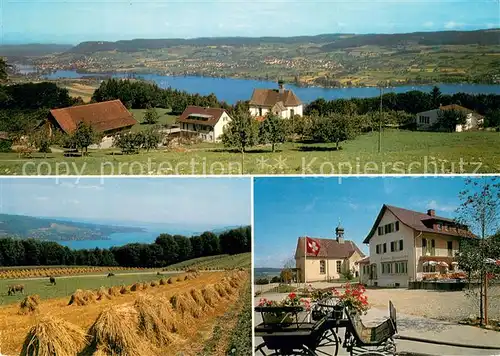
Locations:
365;209;463;288
416;109;482;132
179;112;232;142
295;250;363;282
249;104;303;119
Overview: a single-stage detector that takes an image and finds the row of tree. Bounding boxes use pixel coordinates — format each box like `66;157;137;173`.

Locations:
0;226;251;268
305;87;500;128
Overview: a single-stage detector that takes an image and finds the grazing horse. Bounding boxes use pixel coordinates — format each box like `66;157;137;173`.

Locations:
49;276;56;285
7;284;24;296
107;272;115;277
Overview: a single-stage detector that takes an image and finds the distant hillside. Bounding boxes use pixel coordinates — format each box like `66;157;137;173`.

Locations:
67;29;500;54
0;44;73;57
0;213;145;241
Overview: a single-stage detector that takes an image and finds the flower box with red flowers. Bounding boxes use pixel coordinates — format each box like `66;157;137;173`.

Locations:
256;293;311;325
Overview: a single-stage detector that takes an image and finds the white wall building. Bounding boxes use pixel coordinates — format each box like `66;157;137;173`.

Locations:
360;205;476;288
416;104;483;132
249;81;303;119
177;106;232;142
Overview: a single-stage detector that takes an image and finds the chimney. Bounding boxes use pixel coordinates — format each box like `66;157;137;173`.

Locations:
427;209;435;217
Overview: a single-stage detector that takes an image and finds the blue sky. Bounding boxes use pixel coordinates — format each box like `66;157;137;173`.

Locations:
2;0;498;44
253;176;488;268
0;177;251;227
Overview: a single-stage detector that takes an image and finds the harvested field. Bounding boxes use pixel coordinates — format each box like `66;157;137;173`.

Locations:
0;270;250;355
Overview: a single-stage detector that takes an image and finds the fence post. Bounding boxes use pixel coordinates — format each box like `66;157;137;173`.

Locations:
484;274;488;325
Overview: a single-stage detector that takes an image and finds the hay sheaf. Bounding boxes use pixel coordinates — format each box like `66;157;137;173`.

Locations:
130;283;143;292
150;280;159;287
20;315;88;356
201;285;220;307
176;277;183;282
159;279;166;285
109;286;121;297
134;296;178;347
169;293;202;319
214;283;228;298
19;295;41;315
88;305;151;356
189;288;208;311
167;278;174;284
97;287;112;301
68;289;96;306
141;282;149;290
120;285;130;295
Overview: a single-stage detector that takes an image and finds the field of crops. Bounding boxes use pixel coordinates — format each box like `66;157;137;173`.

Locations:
0;271;176;305
0;266;155;279
163;253;251;270
0;269;249;355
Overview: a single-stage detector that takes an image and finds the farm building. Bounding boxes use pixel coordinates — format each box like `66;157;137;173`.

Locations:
294;224;365;283
249;80;303;119
177;106;232;142
360;205;476;288
416;104;483;132
46;99;137;137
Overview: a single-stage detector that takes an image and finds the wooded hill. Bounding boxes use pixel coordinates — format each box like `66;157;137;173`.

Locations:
67;29;500;54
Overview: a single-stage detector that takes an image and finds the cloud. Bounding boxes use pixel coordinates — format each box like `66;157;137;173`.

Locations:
35;196;49;201
423;21;434;28
444;21;464;29
426;200;457;213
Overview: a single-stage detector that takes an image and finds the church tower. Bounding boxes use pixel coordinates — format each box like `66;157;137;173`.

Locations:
336;220;345;244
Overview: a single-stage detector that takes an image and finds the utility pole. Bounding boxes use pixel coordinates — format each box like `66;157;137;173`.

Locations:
378;86;383;153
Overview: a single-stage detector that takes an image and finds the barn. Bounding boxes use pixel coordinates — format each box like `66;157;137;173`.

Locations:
46;99;137;137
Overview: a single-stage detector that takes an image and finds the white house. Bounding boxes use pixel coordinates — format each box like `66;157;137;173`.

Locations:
360;204;476;288
416;104;483;132
177;106;232;142
249;81;303;119
295;225;365;283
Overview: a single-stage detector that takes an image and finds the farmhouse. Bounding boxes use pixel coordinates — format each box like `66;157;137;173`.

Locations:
294;224;365;283
177;106;232;142
416;104;483;132
360;205;475;288
46;99;137;137
249;80;303;119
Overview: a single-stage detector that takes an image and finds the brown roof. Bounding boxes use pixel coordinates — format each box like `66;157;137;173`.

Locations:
177;106;229;127
49;100;137;134
249;88;302;108
295;237;365;259
363;205;476;244
439;104;483;117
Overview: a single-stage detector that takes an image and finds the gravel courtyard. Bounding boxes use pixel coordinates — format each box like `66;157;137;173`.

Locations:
364;287;500;322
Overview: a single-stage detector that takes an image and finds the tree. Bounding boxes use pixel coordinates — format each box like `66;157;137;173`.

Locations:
141;127;161;152
259;114;286;152
311;114;358;149
430;86;442;108
221;111;259;153
280;257;296;284
30;129;52;157
456;177;500;326
484;109;500;128
143;107;160;124
0;58;10;82
71;122;97;154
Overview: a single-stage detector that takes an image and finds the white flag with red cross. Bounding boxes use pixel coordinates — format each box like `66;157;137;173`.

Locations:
305;237;321;256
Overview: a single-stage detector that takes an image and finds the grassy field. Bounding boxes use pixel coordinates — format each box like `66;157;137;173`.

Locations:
0;271;172;305
1;130;499;174
164;253;251;270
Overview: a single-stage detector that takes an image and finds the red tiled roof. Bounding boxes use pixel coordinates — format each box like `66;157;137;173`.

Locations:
249;88;302;107
439;104;483;118
177;106;229;127
49;100;137;134
295;237;365;259
363;204;476;244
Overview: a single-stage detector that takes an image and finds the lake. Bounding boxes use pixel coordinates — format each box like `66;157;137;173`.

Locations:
43;70;500;105
57;230;164;250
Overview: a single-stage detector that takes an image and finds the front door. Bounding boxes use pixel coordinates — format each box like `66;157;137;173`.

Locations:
370;264;377;280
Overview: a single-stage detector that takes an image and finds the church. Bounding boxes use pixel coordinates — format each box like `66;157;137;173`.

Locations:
294;224;365;283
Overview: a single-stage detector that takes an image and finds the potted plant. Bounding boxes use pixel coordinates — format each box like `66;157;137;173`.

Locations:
333;282;370;315
257;293;310;325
